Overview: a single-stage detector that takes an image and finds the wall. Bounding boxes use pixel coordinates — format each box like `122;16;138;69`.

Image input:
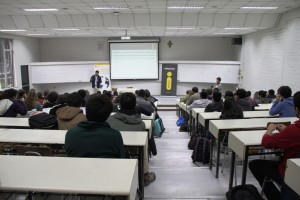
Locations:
38;36;236;95
241;7;300;94
0;32;40;89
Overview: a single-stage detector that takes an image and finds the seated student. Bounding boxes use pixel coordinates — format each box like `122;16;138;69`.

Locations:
43;91;59;108
0;89;27;117
17;89;26;101
56;92;87;130
220;97;244;119
49;94;69;116
224;91;234;98
256;90;272;104
249;91;300;200
104;91;119;112
205;91;223;112
136;89;155;114
206;88;213;100
235;88;253;111
246;91;258;107
187;91;211;110
65;94;125;158
145;89;158;105
186;87;200;105
180;90;193;103
77;89;87;107
37;92;44;105
106;92;156;186
24;89;43;111
269;86;296;118
267;89;276;99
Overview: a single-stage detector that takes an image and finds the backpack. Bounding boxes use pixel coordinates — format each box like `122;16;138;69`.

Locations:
176;116;185;126
226;184;264;200
28;112;58;129
191;136;210;164
188;134;200;150
154;118;164;137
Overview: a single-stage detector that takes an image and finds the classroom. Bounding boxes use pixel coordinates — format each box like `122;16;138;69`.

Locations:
0;0;300;200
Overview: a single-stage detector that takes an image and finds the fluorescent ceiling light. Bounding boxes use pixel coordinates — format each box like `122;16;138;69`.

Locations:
108;27;133;30
72;33;92;35
53;28;79;31
168;6;204;9
0;29;26;32
225;27;252;30
166;27;194;30
27;34;49;36
214;33;236;35
94;7;128;10
241;6;278;10
24;8;58;12
121;36;131;40
117;32;137;35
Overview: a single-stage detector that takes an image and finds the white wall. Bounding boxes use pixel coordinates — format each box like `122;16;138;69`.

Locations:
241;7;300;95
0;33;40;89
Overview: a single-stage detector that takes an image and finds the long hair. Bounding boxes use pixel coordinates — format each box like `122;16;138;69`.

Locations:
25;89;38;110
221;97;244;119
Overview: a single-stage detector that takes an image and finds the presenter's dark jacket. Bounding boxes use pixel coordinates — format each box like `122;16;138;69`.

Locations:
65;121;125;158
90;74;102;88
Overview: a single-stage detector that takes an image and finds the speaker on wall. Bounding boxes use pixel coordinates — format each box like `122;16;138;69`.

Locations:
232;38;242;45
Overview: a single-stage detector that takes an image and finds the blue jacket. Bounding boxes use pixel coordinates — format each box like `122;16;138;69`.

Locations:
90;74;102;88
269;97;296;117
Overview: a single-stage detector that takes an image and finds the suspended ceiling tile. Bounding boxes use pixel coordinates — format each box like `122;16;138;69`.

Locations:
229;14;247;27
118;13;135;27
26;15;44;28
0;16;16;29
214;13;230;27
56;14;74;27
134;13;150;26
11;15;30;29
182;13;198;26
42;15;59;28
198;13;214;27
166;13;182;26
150;13;165;26
71;14;89;27
260;14;279;27
86;14;104;27
244;13;263;27
102;13;119;27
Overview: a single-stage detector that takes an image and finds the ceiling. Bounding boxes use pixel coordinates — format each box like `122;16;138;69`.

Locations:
0;0;299;38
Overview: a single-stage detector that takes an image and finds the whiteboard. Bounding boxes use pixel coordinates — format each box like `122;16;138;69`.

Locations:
30;62;99;84
161;61;240;84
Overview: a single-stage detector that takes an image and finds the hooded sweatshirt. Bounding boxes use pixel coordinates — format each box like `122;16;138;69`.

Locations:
56;106;87;130
106;110;146;131
237;98;253;111
0;99;27;117
65;121;125;158
269;97;296;117
262;119;300;178
205;101;223;112
187;98;211;111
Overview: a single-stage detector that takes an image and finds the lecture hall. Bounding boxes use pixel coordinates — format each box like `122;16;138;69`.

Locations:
0;0;300;200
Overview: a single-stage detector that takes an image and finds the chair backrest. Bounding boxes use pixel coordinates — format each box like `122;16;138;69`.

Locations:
15;145;53;156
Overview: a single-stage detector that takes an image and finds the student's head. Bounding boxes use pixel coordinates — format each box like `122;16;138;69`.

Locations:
192;87;199;93
77;89;86;100
86;94;113;122
26;89;38;101
120;92;136;110
138;89;146;98
145;89;150;98
47;91;59;103
216;77;221;84
277;86;292;99
95;70;99;74
246;91;251;98
104;91;112;101
258;90;267;98
200;91;208;99
222;97;244;119
186;90;189;95
135;90;139;95
17;89;26;99
224;91;234;98
43;89;49;98
68;92;82;107
37;92;43;99
268;89;275;96
206;88;212;96
235;89;247;99
212;91;222;103
57;94;69;105
1;89;18;100
293;91;300;118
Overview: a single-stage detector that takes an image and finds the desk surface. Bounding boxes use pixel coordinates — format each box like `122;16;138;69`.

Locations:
0;155;138;199
0;117;29;127
285;159;300;196
228;130;266;159
255;104;272;111
0;129;147;147
209;117;297;139
191;108;206;118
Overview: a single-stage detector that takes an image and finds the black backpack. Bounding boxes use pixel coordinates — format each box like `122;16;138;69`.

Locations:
191;136;210;164
28;113;58;129
226;184;264;200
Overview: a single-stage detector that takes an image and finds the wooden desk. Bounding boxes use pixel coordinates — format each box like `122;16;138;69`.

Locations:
0;155;138;200
0;117;30;128
191;108;205;134
285;159;300;196
0;129;147;199
208;117;297;178
255;104;272;111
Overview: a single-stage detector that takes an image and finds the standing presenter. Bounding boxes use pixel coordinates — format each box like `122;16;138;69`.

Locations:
212;77;222;93
90;70;102;93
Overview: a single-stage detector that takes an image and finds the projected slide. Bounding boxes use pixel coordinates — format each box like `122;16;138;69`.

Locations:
110;42;159;80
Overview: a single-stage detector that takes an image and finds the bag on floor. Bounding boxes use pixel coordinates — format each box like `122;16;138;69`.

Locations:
226;184;264;200
176;116;185;126
191;136;210;164
28;112;58;129
154;118;164;137
188;134;200;150
148;134;157;156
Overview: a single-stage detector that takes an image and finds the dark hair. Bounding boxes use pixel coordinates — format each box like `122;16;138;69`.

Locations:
0;89;18;100
138;89;146;97
47;91;59;103
37;92;43;99
221;97;244;119
17;89;26;99
95;70;99;73
192;87;199;93
145;89;150;98
135;90;139;95
246;91;251;97
278;86;292;98
43;89;49;98
217;77;221;81
268;89;275;96
236;89;247;99
86;94;113;122
57;94;69;105
200;91;208;99
68;92;82;107
206;88;212;95
224;91;234;98
294;91;300;112
212;91;222;102
258;90;267;98
104;91;112;100
120;92;136;110
186;90;189;94
77;89;86;99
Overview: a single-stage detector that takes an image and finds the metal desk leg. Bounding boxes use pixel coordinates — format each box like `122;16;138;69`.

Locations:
229;151;236;190
196;114;199;134
215;135;221;178
138;146;144;199
241;146;249;185
209;137;214;170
